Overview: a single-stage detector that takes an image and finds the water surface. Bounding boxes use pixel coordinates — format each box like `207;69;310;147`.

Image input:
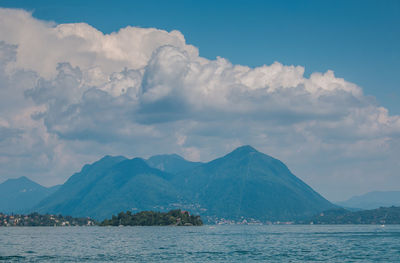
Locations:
1;225;399;262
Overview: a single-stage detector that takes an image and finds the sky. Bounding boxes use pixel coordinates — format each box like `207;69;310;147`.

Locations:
0;0;399;201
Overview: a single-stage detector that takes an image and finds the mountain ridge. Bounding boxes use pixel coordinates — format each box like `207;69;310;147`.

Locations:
35;157;181;219
6;146;336;222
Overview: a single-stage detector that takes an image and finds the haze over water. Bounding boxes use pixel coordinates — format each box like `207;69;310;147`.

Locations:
1;225;400;262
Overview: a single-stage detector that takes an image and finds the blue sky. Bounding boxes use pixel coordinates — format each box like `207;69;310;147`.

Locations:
1;0;399;114
0;0;399;201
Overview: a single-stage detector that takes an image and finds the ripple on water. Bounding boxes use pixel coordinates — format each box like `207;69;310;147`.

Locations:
1;225;400;262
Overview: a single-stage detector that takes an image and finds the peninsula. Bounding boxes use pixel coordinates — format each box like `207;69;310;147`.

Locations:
299;206;400;224
0;212;95;226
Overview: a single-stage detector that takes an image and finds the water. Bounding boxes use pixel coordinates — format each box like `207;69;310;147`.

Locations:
1;225;400;262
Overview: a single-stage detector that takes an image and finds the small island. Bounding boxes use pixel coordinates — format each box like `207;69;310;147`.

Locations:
0;212;96;226
100;209;203;226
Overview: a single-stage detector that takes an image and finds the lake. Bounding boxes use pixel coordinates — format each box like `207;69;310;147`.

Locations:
1;225;400;262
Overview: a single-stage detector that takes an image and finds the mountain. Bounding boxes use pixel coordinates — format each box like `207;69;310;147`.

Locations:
146;154;202;174
35;156;182;219
0;176;58;213
34;146;335;222
173;145;335;221
337;191;400;210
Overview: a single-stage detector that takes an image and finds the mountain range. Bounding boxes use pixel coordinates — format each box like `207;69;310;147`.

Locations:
336;191;400;210
1;146;336;222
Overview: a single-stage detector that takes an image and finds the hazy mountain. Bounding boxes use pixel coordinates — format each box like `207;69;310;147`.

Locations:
173;145;335;221
34;146;335;221
35;156;181;219
337;191;400;210
146;154;202;174
0;176;58;213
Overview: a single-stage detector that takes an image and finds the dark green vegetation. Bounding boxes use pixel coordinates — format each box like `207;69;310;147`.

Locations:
101;209;203;226
301;206;400;224
0;176;60;213
337;191;400;210
4;146;336;223
0;212;95;226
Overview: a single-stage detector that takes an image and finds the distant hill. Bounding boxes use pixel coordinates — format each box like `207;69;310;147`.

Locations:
0;176;59;213
30;146;335;221
35;156;182;219
301;206;400;224
337;191;400;209
173;145;335;222
146;154;202;174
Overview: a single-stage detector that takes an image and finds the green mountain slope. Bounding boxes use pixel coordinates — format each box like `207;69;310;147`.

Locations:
174;146;335;221
35;157;181;219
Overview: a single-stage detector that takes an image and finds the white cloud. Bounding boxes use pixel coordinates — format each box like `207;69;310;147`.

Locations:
0;8;399;200
0;8;198;78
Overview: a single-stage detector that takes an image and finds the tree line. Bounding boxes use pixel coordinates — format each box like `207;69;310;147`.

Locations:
100;209;203;226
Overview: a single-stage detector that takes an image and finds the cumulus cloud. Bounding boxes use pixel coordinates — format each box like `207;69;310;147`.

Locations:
0;8;399;200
